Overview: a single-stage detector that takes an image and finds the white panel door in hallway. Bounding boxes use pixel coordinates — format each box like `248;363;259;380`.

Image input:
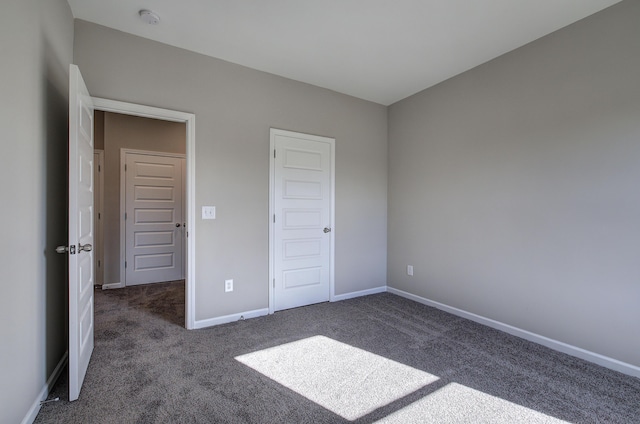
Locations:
271;129;335;311
125;152;185;285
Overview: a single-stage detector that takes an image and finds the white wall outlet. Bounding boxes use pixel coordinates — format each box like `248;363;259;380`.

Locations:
225;279;233;292
202;206;216;220
407;265;414;276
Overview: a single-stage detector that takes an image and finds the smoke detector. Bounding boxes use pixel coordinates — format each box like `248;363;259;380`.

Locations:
139;10;160;25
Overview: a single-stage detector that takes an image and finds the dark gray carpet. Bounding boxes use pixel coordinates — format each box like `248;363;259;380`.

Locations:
36;281;640;423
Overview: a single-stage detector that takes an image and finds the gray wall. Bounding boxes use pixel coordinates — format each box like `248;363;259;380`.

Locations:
74;21;388;321
99;112;186;284
388;0;640;367
94;109;104;149
0;0;74;421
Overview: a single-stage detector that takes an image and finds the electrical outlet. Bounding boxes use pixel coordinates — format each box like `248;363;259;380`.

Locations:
202;206;216;220
407;265;414;276
225;279;233;292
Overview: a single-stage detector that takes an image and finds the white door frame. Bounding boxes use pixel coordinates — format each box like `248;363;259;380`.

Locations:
120;148;186;286
268;128;336;314
92;97;197;329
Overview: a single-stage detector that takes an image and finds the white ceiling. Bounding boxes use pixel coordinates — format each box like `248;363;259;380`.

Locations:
66;0;622;105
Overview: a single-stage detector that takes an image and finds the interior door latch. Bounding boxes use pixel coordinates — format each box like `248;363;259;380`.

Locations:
55;245;76;254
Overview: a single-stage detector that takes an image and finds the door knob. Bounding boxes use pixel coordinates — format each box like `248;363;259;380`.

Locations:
323;227;332;233
176;223;181;227
78;243;92;252
56;246;68;254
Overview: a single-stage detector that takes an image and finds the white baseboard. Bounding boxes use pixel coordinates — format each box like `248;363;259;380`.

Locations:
21;351;68;424
387;286;640;379
193;286;387;330
332;286;387;302
102;282;124;290
193;308;269;329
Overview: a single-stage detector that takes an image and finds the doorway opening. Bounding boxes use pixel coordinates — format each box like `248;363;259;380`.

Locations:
93;111;186;288
92;98;196;329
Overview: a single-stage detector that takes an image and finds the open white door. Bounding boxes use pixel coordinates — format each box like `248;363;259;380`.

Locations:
68;64;95;401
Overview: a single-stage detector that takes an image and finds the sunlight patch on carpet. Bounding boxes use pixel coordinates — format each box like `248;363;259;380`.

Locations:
375;382;569;423
235;335;439;420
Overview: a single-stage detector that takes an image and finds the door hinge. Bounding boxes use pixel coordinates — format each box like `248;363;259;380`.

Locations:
273;214;276;223
98;165;101;172
98;212;101;220
98;260;101;268
273;278;275;288
124;164;127;171
124;212;127;220
274;149;276;159
125;261;127;269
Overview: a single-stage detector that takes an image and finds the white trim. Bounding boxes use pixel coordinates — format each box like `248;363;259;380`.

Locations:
21;352;68;424
193;308;269;329
331;286;387;302
387;286;640;379
120;148;186;159
268;128;336;314
119;150;124;287
269;132;275;314
328;136;336;303
119;149;186;287
21;386;47;424
92;97;197;330
92;98;192;123
101;282;125;290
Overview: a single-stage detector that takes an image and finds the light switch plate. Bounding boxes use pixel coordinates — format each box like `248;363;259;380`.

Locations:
202;206;216;220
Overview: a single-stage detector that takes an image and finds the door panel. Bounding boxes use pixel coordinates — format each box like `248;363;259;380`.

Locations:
283;209;323;228
68;64;95;401
273;131;333;311
134;231;174;246
283;239;322;258
125;153;184;285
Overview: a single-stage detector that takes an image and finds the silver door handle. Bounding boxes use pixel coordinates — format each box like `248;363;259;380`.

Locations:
79;243;92;252
323;227;332;233
56;246;68;254
176;223;181;227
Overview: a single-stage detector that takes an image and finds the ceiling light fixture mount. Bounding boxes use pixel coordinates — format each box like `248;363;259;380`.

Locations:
139;9;160;25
